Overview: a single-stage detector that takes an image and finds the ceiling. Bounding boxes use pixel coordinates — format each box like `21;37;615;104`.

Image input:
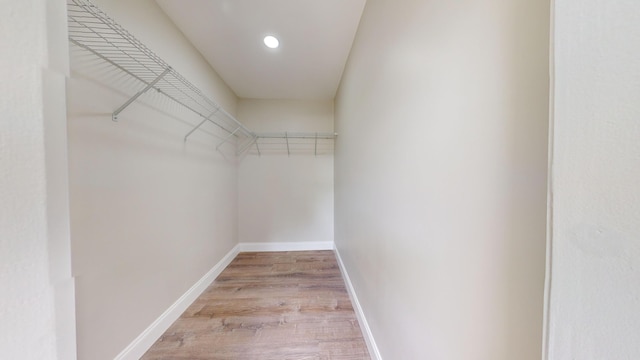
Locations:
155;0;366;100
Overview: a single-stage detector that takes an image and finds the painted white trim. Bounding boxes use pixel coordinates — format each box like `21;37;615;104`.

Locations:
334;247;382;360
543;3;556;359
114;244;241;360
238;241;334;252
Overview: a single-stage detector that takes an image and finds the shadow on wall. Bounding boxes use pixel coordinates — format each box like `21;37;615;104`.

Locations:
502;1;549;358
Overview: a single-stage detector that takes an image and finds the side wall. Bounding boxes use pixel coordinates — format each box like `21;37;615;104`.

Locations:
334;0;549;359
67;0;239;358
548;0;640;358
0;0;74;359
237;99;334;246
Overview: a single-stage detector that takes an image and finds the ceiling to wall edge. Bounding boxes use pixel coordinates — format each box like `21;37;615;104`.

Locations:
67;0;336;157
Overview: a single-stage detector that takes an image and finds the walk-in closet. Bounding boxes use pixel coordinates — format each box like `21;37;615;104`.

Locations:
4;0;640;359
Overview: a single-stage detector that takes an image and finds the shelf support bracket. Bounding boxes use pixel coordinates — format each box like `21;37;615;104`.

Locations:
255;138;261;157
216;126;241;150
237;135;258;156
285;132;290;157
183;109;220;142
112;67;171;121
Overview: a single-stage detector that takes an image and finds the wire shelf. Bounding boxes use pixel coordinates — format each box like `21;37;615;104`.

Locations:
67;0;335;156
251;132;336;156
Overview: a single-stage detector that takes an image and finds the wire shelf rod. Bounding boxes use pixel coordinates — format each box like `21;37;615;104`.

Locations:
255;132;337;140
216;127;242;150
68;4;164;79
67;0;334;156
67;0;253;139
237;135;259;156
183;111;217;142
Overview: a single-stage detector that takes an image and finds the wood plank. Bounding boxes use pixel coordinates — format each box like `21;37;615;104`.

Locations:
141;251;370;360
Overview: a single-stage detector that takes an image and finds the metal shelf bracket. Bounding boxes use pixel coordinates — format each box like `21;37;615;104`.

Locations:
183;110;219;142
216;126;241;150
285;132;290;157
112;67;171;121
237;135;259;156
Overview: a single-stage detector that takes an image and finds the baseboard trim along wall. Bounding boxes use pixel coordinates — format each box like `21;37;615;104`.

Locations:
238;241;335;252
334;248;383;360
115;241;337;359
114;244;241;360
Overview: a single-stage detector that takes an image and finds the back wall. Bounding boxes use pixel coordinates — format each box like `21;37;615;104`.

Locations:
237;99;334;246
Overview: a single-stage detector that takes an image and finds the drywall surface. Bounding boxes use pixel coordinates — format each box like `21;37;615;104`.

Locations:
334;0;549;359
0;0;74;359
547;0;640;358
67;0;239;358
237;99;334;244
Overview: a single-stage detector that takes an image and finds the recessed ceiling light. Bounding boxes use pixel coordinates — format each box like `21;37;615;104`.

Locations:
263;35;279;49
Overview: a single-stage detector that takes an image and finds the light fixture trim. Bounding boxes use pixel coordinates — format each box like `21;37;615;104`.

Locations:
263;35;279;49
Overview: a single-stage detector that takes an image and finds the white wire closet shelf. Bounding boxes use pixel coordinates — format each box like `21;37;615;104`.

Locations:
251;132;336;156
67;0;336;156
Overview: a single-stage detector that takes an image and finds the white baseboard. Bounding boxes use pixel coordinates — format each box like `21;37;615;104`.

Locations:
114;244;241;360
238;241;335;252
334;248;382;360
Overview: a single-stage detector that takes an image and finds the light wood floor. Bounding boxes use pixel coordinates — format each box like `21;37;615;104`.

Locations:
141;251;370;360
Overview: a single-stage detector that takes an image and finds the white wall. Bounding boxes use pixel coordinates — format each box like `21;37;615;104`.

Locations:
547;0;640;358
334;0;549;359
0;0;74;359
67;0;239;358
237;99;334;245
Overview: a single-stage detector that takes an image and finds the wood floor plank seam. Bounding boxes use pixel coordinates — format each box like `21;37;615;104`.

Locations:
141;251;371;360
